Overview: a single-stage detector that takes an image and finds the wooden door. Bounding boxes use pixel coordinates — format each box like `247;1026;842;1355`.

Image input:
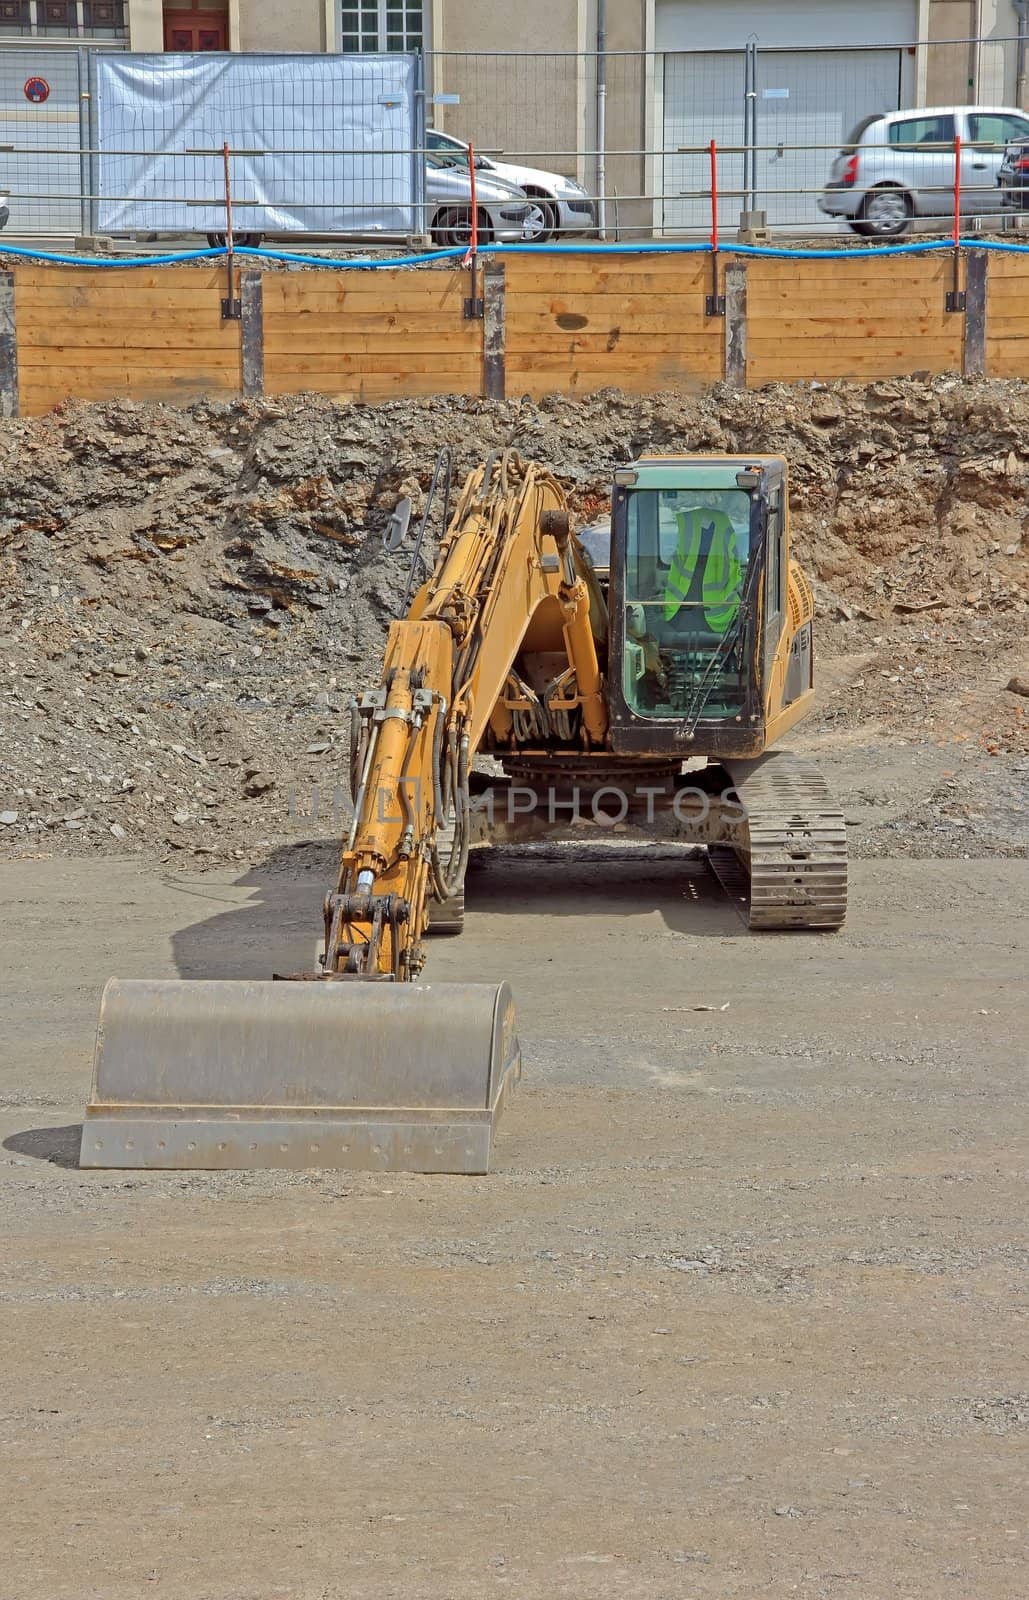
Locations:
164;10;228;50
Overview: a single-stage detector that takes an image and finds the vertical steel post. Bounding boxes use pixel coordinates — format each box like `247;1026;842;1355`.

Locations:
947;132;966;313
463;141;483;319
221;141;241;320
706;140;724;316
596;0;608;239
76;48;91;241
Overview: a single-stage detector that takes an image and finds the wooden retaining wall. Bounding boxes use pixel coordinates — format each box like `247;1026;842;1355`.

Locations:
5;249;1029;416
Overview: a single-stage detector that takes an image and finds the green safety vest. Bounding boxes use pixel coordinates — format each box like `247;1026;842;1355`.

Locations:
663;508;744;631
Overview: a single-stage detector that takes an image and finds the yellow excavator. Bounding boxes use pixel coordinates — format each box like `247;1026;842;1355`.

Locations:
81;452;846;1175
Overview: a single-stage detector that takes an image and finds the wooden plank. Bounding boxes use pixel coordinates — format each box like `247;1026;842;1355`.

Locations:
506;334;726;356
722;317;955;341
18;327;252;351
489;349;722;371
983;316;1029;334
747;335;962;355
0;271;17;419
983;349;1029;376
505;258;710;281
229;309;483;334
505;369;717;397
262;336;482;357
17;355;240;376
263;374;483;399
745;294;957;315
13;267;225;290
507;313;717;336
980;278;1029;300
263;357;481;378
980;252;1029;276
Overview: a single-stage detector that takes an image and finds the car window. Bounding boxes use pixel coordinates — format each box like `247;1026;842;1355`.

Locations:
842;114;884;153
426;130;464;152
888;113;956;149
967;112;1029;149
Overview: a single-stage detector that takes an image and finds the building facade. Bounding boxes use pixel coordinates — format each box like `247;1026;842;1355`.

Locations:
0;1;1025;236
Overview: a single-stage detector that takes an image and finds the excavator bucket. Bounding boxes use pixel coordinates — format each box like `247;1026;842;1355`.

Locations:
79;977;520;1175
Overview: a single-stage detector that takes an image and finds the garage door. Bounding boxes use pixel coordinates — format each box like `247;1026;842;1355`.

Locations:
657;0;917;232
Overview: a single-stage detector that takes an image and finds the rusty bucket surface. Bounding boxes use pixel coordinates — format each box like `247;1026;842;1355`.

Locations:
80;977;520;1175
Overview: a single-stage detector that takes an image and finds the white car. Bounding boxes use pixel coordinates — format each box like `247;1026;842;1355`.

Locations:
820;105;1029;237
426;129;596;243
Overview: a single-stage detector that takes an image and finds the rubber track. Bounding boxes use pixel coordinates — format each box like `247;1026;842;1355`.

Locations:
710;752;848;931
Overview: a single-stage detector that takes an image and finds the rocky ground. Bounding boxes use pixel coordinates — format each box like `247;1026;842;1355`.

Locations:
0;379;1026;868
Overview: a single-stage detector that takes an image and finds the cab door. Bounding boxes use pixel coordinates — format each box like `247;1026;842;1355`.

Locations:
762;483;786;707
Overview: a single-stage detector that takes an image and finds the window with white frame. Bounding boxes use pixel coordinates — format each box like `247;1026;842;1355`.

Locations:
0;1;127;34
340;0;423;53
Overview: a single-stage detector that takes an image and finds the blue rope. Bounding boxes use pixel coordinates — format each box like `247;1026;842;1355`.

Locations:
0;242;225;266
4;235;1029;269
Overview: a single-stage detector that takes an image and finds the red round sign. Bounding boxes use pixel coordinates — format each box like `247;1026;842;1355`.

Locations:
24;77;50;104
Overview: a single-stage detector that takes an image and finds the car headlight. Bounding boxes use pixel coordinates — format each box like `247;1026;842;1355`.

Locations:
553;177;588;196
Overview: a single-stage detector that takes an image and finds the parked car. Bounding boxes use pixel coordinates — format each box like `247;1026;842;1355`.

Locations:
998;136;1029;211
426;129;596;243
425;149;538;246
820;105;1029;237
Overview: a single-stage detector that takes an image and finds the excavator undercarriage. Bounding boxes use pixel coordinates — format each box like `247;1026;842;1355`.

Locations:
81;450;847;1174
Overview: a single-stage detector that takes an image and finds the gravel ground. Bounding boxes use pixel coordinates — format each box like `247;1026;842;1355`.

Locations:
0;843;1026;1599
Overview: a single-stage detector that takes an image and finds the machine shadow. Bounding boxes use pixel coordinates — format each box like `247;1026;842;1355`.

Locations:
3;1124;82;1169
166;835;744;986
467;842;744;938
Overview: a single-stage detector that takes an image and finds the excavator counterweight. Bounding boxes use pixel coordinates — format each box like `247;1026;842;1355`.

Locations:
82;451;846;1174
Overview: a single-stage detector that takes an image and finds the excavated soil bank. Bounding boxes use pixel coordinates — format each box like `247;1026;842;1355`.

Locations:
1;379;1026;865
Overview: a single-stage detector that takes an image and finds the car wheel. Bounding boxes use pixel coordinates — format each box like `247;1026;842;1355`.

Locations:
521;195;559;244
431;206;492;250
854;188;912;239
206;232;263;248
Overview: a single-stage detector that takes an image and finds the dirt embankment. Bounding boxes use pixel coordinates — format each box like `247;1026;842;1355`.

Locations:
0;379;1026;865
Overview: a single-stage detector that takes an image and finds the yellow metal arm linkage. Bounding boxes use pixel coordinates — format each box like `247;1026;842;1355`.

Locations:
324;453;606;980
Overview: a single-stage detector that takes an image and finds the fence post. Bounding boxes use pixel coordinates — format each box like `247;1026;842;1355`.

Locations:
706;139;725;317
963;249;987;377
724;260;747;388
483;259;506;400
946;133;966;313
240;271;264;397
0;271;18;418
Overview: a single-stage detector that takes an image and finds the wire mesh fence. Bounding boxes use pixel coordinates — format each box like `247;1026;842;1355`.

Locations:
0;34;1027;243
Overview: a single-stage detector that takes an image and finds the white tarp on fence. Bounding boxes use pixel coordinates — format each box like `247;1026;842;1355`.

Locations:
93;52;424;236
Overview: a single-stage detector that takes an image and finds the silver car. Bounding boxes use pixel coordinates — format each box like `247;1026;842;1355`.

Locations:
425;149;537;247
820;105;1029;237
427;129;596;243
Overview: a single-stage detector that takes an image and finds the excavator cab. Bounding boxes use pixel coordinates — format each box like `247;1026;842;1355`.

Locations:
605;456;800;759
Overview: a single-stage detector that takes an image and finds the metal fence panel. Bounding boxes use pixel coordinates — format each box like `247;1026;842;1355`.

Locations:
750;46;906;230
93;51;425;236
0;47;93;236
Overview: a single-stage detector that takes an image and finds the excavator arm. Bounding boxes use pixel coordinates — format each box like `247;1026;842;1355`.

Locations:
326;452;607;982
